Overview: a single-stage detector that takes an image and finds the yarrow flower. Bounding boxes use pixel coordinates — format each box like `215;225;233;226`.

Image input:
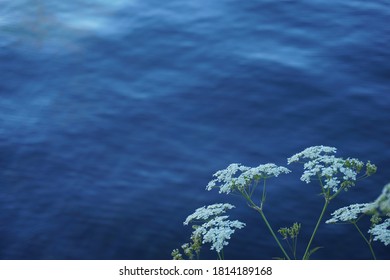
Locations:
184;203;245;253
368;218;390;246
326;203;372;224
288;146;374;193
206;163;291;194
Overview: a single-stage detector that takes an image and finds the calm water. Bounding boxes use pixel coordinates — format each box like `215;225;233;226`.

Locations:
0;0;389;259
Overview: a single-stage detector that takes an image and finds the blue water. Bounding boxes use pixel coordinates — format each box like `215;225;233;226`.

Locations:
0;0;389;259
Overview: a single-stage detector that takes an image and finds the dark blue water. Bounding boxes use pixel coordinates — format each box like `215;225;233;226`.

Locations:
0;0;389;259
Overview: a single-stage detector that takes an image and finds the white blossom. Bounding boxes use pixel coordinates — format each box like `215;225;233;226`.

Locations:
368;218;390;246
240;163;291;179
287;145;337;164
206;163;290;194
288;146;365;193
206;163;250;194
184;203;245;253
183;203;235;225
326;203;371;224
193;216;246;253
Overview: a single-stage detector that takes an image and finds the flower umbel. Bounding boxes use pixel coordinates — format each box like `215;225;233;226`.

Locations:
326;203;372;224
206;163;290;194
183;203;235;225
287;145;337;164
368;218;390;246
205;164;250;194
278;222;301;239
288;146;375;193
184;203;245;254
193;216;246;253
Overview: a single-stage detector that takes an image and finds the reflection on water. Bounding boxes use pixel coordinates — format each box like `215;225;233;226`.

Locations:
1;0;136;52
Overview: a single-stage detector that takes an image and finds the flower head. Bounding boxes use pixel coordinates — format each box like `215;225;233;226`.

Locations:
326;203;372;224
206;163;250;194
287;145;337;164
184;203;245;253
288;146;374;193
368;218;390;246
193;216;245;253
206;163;290;194
183;203;235;225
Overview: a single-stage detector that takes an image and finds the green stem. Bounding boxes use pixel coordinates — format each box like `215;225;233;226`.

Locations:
240;184;290;260
293;236;298;260
217;250;224;260
329;185;346;200
284;238;293;258
255;207;291;260
303;198;329;259
353;222;376;260
261;179;267;206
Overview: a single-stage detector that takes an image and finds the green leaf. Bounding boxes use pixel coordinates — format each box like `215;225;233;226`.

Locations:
303;247;323;260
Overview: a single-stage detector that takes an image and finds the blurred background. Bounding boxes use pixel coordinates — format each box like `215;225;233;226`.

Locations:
0;0;389;259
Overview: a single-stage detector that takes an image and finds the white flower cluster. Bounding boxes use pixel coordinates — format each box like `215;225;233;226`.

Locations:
183;203;235;225
193;216;246;253
287;145;337;164
184;203;245;253
369;218;390;246
326;183;390;247
206;163;291;194
288;146;364;192
243;163;291;179
206;164;250;194
326;203;372;224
